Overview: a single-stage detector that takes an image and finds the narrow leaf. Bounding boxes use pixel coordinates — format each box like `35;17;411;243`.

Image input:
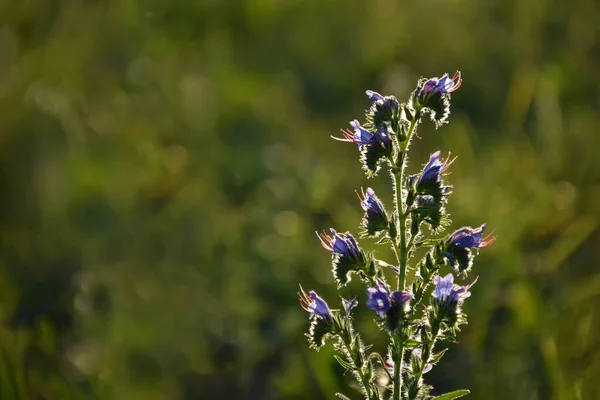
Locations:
430;348;448;364
333;355;355;371
432;389;470;400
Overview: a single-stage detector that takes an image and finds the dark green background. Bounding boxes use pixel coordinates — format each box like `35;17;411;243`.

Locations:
1;0;599;399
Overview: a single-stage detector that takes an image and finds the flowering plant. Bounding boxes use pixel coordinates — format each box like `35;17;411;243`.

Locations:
299;72;495;400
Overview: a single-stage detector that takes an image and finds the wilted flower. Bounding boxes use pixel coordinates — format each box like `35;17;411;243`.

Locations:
366;279;412;318
432;273;476;305
298;286;333;320
356;187;389;235
443;224;496;271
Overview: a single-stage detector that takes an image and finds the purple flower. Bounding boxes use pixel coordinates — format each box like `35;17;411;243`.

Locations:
356;187;389;235
318;229;369;286
373;123;393;150
298;286;333;320
366;279;392;318
422;72;462;97
412;71;462;127
432;273;476;304
418;151;453;187
336;119;376;145
448;224;496;249
366;90;385;103
366;279;413;318
318;229;362;259
443;224;496;270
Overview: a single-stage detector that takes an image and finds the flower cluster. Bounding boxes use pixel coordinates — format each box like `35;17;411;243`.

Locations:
298;72;495;400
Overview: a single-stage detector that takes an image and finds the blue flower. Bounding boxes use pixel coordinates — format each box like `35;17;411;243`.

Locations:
336;119;376;145
443;224;496;271
448;224;496;249
357;187;389;235
416;151;454;201
366;279;413;318
299;286;333;320
366;279;392;318
366;90;385;103
421;72;462;97
412;71;462;127
317;229;370;286
318;229;362;260
335;120;392;151
432;273;476;304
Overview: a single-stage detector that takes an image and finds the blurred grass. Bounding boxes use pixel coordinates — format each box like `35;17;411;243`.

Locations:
0;0;600;399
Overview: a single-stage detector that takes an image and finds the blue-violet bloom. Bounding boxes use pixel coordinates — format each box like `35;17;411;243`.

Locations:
318;229;362;260
299;286;333;320
432;273;476;305
422;72;462;97
418;151;453;186
448;224;496;250
366;279;412;318
356;187;389;234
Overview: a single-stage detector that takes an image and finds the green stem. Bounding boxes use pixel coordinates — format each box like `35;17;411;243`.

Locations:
392;333;403;400
409;322;441;400
391;119;418;400
340;334;377;400
394;119;418;292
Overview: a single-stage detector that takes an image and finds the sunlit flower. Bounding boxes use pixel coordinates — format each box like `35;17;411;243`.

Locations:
298;286;333;320
366;279;412;318
356;187;389;235
317;229;362;261
432;273;476;304
421;72;462;97
443;224;496;271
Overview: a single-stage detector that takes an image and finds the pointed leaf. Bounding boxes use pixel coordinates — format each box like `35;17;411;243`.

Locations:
333;355;354;371
432;389;470;400
430;348;448;364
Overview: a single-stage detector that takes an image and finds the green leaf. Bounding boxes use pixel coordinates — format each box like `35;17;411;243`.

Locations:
430;348;448;364
403;339;420;348
432;389;471;400
333;355;355;371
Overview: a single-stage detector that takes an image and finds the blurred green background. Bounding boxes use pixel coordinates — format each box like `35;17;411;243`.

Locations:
1;0;599;399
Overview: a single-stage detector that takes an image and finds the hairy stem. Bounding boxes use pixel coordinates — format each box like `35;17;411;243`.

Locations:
340;330;378;400
392;119;418;400
409;321;441;400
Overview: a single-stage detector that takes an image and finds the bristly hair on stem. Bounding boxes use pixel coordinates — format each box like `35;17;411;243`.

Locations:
297;72;494;400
